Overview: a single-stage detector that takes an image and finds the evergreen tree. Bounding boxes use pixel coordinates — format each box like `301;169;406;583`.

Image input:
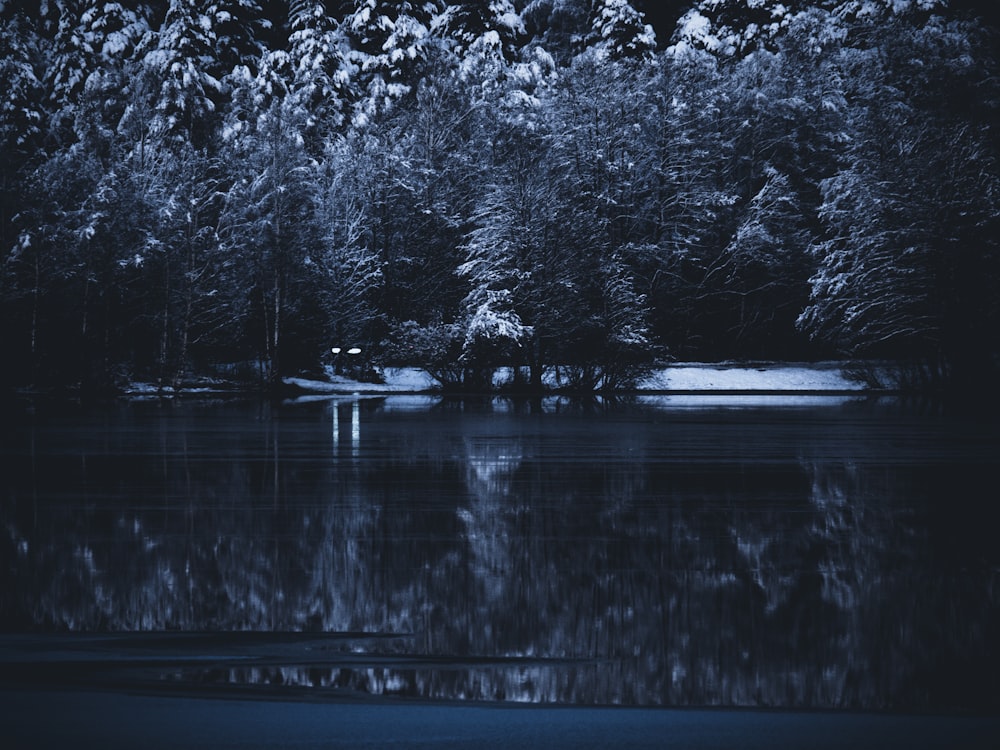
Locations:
314;135;385;360
287;0;355;146
41;2;131;145
219;65;324;383
141;0;226;145
44;2;92;118
520;0;590;64
798;15;1000;387
438;0;525;60
0;13;44;249
588;0;655;60
207;0;268;75
669;0;945;58
0;13;46;385
345;0;440;124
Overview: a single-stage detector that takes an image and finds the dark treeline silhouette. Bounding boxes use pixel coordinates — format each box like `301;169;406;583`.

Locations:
1;1;997;392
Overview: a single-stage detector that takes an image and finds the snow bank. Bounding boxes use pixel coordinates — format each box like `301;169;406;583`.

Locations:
283;363;865;395
637;363;865;392
283;367;436;394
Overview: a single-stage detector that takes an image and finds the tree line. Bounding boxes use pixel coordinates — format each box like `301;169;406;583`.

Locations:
2;0;998;392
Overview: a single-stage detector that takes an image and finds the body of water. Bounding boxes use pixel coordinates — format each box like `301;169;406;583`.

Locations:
1;394;998;715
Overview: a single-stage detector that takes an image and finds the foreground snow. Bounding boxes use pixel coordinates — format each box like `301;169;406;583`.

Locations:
282;363;866;395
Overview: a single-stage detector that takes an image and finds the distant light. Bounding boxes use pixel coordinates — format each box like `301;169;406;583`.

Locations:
347;347;362;355
331;347;341;354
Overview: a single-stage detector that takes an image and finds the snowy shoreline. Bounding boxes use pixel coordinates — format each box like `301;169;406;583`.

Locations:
109;362;877;399
274;362;869;397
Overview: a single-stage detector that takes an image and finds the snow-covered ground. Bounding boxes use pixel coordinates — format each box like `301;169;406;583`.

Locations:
282;363;865;395
283;367;438;394
637;362;864;392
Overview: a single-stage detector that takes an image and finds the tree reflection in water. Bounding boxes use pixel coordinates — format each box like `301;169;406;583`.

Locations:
1;396;998;711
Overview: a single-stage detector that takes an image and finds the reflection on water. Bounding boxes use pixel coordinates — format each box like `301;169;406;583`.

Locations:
1;395;998;712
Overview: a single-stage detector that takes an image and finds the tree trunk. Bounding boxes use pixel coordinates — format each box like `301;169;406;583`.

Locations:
261;286;272;384
272;271;281;385
176;224;197;389
160;258;171;388
30;253;39;358
529;338;544;393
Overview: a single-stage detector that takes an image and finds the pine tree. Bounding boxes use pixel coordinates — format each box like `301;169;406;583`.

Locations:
45;2;92;114
219;67;324;383
588;0;655;60
798;15;1000;387
141;0;226;145
521;0;590;64
345;0;440;124
0;13;46;381
288;0;354;144
314;135;386;361
208;0;267;76
439;0;525;60
669;0;945;58
0;13;44;182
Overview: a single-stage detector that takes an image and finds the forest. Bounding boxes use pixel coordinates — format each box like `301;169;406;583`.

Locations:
1;0;998;393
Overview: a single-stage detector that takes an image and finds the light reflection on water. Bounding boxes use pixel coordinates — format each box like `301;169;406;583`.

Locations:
1;395;998;712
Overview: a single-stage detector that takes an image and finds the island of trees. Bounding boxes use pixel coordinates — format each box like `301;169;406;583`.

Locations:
1;0;997;394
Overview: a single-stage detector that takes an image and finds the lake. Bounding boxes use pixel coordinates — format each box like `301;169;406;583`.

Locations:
1;394;998;725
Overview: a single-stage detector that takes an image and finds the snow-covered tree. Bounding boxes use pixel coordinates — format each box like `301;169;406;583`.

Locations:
0;14;44;255
313;135;385;356
458;176;559;390
699;16;845;355
455;50;656;390
81;1;150;60
129;143;230;385
668;0;945;58
44;2;94;117
219;60;326;383
627;49;744;357
458;180;535;382
585;251;654;391
588;0;655;60
15;129;133;384
670;0;806;58
345;0;440;124
798;15;1000;386
45;2;148;144
287;1;355;148
712;167;814;350
436;0;525;60
534;50;654;383
2;4;162;385
141;0;226;145
520;0;591;63
207;0;268;75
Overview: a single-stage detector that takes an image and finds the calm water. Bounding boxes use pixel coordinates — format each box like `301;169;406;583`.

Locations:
1;394;998;713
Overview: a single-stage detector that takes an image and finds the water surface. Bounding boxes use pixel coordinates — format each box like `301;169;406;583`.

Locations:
2;395;998;713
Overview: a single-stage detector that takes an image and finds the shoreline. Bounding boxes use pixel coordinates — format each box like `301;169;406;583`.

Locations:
4;362;873;400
